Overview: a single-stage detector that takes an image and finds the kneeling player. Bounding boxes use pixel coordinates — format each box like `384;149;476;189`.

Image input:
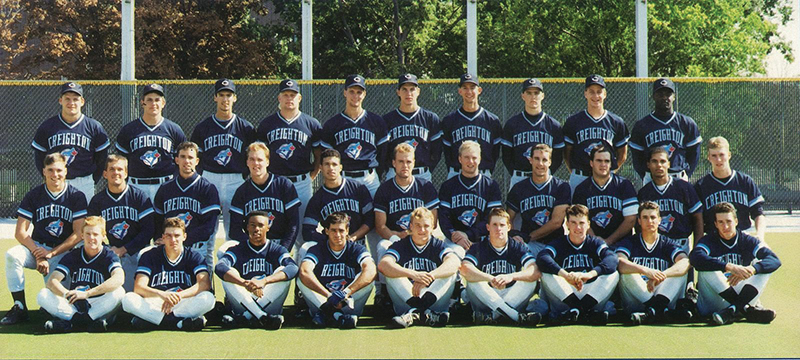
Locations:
460;208;542;326
690;202;781;325
377;207;459;328
215;211;297;330
37;216;125;333
616;202;691;325
122;217;215;331
536;204;619;325
297;212;376;329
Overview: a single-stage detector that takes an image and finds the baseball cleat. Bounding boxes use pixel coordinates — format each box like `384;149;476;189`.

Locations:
744;305;776;324
44;319;73;333
589;310;609;326
180;316;206;332
0;304;29;325
337;314;357;329
557;308;580;325
518;312;542;327
87;318;108;332
472;311;496;326
311;311;327;328
425;310;449;327
260;314;284;330
712;306;736;325
389;310;420;329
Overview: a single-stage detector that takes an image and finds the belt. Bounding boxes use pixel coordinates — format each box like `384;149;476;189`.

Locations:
129;175;173;185
343;169;375;177
285;173;309;182
412;167;430;175
513;170;532;177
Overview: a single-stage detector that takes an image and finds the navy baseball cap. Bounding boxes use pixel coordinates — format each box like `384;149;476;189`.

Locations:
653;78;675;94
522;78;543;91
279;79;300;93
459;73;479;86
585;74;606;88
215;78;236;94
141;83;165;97
60;82;83;96
398;73;419;88
344;74;366;89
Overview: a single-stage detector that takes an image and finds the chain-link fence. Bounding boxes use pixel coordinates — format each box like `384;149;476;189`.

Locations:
1;78;798;217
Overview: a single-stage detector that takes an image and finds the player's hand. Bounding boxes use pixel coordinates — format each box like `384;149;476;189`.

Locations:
491;274;514;290
154;237;164;246
159;291;182;313
66;289;89;304
325;290;347;308
511;235;525;244
644;269;667;283
347;235;358;242
36;259;49;275
452;232;472;250
31;246;48;260
563;272;582;291
411;281;426;297
410;271;434;287
646;278;657;292
111;246;127;257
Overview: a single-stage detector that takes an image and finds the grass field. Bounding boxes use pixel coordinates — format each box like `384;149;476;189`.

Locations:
0;234;798;359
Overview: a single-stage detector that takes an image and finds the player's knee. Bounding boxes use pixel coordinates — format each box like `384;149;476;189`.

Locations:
121;292;141;312
5;247;25;267
36;288;52;305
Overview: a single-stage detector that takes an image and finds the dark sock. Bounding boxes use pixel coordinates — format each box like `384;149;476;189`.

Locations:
161;313;180;328
718;287;740;307
406;296;422;310
737;285;759;310
563;294;581;310
647;294;671;313
71;312;92;327
419;292;437;310
10;291;26;309
579;295;598;312
73;299;91;313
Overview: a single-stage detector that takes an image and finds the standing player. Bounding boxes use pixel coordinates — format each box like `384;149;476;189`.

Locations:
1;153;87;325
32;82;110;198
36;216;125;333
378;207;459;328
694;137;766;241
317;74;389;197
87;155;155;291
122;217;215;331
460;208;542;326
563;75;629;190
441;73;503;179
116;83;187;200
690;203;780;325
191;79;256;240
536;204;619;325
153;142;221;269
382;73;442;182
629;78;702;183
501;78;564;188
297;212;377;329
506;144;571;255
571;145;638;246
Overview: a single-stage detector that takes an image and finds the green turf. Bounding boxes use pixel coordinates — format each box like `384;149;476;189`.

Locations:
0;234;798;359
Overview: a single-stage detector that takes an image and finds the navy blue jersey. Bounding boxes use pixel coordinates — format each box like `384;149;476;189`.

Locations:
536;235;618;275
136;245;208;292
374;177;439;232
115;118;187;179
572;175;638;240
506;176;571;243
217;240;296;280
384;236;454;273
32;114;110;180
501;111;565;173
229;175;300;250
690;231;781;275
303;178;374;243
303;241;372;292
441;107;503;172
191;114;256;175
55;246;121;292
383;107;442;170
629;112;702;178
438;174;503;241
563;110;629;173
87;185;155;254
694;171;764;234
17;184;88;247
615;234;685;272
153;174;221;247
257;112;322;176
637;177;702;241
464;238;535;277
318;111;389;171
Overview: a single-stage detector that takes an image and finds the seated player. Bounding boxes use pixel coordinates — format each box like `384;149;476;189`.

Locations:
121;217;215;331
37;216;125;333
297;212;376;329
215;211;297;330
616;202;692;325
536;204;619;325
460;208;542;326
377;207;459;328
690;202;781;325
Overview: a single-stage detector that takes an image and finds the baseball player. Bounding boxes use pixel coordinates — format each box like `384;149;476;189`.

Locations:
629;78;702;183
536;204;619;325
122;217;215;331
1;153;87;325
32;82;110;199
115;83;187;200
190;79;256;240
439;140;503;253
153;142;221;269
377;207;459;328
36;216;124;333
382;73;442;182
317;74;389;197
616;202;691;325
563;75;629;191
297;212;377;329
460;208;542;326
215;211;297;330
694;136;766;241
506;144;571;255
441;73;503;179
689;202;780;325
501;78;564;188
87;155;155;291
571;144;638;246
